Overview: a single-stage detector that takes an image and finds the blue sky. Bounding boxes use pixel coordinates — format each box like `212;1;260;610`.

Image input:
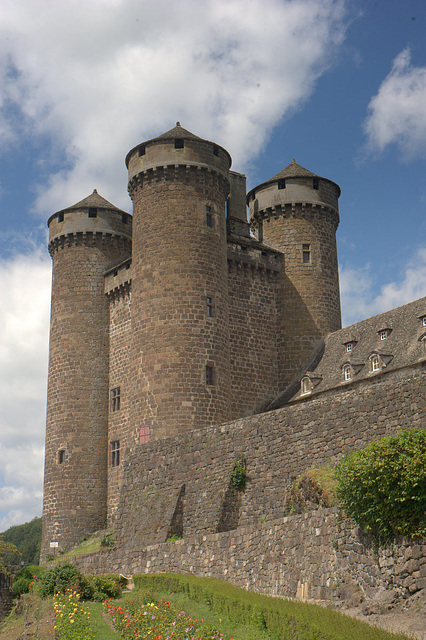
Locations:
1;0;425;530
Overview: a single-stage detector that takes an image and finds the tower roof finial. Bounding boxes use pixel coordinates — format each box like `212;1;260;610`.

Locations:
176;121;181;127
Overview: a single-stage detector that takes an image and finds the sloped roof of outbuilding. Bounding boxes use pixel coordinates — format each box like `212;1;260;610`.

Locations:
292;296;426;400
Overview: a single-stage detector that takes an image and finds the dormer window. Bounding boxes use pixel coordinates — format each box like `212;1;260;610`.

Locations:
344;341;357;354
370;354;380;372
343;364;352;381
421;316;426;328
378;329;391;341
301;377;311;395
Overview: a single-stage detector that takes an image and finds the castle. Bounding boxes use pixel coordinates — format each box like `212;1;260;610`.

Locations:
40;124;425;595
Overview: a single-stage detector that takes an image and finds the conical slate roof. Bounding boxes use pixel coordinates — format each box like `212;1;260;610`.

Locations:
64;189;126;213
271;159;318;181
247;159;341;200
154;122;204;142
126;122;232;167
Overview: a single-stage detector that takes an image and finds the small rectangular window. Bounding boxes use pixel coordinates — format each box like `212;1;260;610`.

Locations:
213;145;219;156
58;449;65;464
139;425;151;444
313;178;319;190
58;212;64;223
379;330;387;341
111;387;121;412
206;296;213;317
111;440;120;467
138;144;145;156
421;317;426;327
122;213;128;224
345;343;352;353
206;205;213;228
278;179;286;190
88;208;97;218
206;365;214;386
302;244;311;264
174;138;184;149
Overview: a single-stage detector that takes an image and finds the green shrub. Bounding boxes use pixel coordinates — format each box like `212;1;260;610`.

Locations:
91;575;122;601
100;533;115;547
335;428;426;545
39;563;93;598
11;564;46;595
11;576;32;595
231;454;247;490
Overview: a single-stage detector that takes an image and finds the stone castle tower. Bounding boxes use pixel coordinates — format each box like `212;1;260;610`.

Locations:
41;124;341;559
42;192;132;555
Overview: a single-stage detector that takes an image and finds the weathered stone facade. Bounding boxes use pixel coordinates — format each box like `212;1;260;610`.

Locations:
68;510;426;604
41;122;424;608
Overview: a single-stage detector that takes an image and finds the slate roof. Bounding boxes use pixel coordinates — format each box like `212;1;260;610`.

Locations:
153;122;204;142
246;159;341;200
271;159;318;180
125;122;232;167
293;296;426;400
62;189;126;213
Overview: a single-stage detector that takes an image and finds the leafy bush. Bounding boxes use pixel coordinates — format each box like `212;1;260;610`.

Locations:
231;454;247;490
91;575;122;601
39;563;93;598
12;576;32;595
100;533;115;547
335;428;426;545
12;564;46;595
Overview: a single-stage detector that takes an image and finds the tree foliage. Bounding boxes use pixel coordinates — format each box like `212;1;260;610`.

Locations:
335;428;426;545
0;535;21;571
0;516;42;565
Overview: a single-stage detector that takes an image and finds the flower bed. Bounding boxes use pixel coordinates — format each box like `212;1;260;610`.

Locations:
104;594;228;639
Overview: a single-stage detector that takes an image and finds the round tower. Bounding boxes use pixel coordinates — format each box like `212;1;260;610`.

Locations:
40;190;132;561
248;160;341;386
126;123;231;438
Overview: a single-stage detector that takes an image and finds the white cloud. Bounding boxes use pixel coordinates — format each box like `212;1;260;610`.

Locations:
0;246;50;530
340;246;426;326
0;486;43;531
0;0;348;214
364;48;426;159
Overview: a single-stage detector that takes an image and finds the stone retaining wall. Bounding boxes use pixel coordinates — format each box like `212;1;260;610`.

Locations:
70;508;425;603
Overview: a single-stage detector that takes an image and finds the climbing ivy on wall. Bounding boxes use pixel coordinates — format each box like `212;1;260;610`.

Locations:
335;428;426;545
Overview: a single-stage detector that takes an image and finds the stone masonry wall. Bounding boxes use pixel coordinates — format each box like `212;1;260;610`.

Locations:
71;509;426;603
69;364;425;603
111;365;424;556
107;286;132;525
227;257;281;417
